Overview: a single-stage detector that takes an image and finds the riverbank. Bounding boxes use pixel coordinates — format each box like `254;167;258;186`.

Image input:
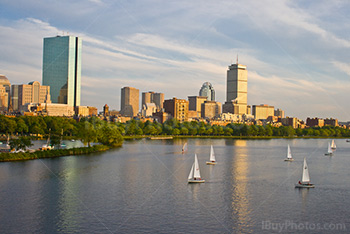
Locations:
123;135;349;140
0;145;113;162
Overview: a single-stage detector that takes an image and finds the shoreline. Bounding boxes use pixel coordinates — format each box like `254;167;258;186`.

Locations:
0;144;116;162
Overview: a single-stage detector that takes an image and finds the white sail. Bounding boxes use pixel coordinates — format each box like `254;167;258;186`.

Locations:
193;154;201;179
209;145;216;162
287;144;292;159
327;142;332;154
331;140;336;149
301;158;310;183
188;163;194;180
182;143;187;152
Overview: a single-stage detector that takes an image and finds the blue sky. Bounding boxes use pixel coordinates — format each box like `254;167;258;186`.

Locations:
0;0;349;121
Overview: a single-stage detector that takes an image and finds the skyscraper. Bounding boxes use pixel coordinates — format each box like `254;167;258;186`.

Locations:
42;35;82;107
199;82;215;101
223;61;248;115
120;87;139;117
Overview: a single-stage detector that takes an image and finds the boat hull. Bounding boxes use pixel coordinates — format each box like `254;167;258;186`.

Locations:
284;158;294;161
188;179;205;183
206;161;217;165
295;183;315;188
325;153;333;156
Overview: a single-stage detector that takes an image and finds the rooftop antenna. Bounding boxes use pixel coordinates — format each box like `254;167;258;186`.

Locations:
236;54;238;64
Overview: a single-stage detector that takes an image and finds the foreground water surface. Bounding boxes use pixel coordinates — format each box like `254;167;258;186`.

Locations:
0;138;349;233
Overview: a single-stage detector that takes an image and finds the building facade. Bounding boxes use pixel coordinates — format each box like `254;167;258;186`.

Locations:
199;82;215;101
252;104;275;120
274;108;285;118
188;96;207;116
120;87;139;117
223;62;248;115
142;91;164;111
163;98;189;122
0;75;11;111
201;101;221;119
42;35;82;107
11;81;51;111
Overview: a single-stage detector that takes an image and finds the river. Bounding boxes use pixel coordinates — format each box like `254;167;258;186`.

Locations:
0;138;349;233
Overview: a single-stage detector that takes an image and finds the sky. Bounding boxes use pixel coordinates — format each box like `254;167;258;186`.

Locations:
0;0;349;121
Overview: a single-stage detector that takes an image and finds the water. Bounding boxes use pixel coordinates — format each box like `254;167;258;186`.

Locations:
0;138;349;233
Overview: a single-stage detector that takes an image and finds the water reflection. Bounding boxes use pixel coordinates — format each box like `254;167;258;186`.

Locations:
231;140;252;232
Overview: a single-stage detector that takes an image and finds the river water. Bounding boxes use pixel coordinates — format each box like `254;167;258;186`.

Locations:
0;138;349;233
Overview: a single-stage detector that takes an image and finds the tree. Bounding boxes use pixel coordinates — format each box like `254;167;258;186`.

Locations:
9;136;33;151
98;124;123;146
77;121;97;147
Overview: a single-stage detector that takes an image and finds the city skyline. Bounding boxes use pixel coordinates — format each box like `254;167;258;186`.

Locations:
0;1;350;121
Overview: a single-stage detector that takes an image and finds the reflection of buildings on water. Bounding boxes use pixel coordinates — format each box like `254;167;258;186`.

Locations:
231;144;252;233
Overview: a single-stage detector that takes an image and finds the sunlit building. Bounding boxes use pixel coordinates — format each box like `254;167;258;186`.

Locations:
42;35;82;107
11;81;51;111
164;97;189;122
120;86;139;117
252;104;274;120
223;62;248;115
188;96;207;116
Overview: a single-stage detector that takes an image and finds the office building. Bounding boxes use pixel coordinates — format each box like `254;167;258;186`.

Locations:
201;101;221;119
223;62;248;115
252;104;274;120
306;117;324;127
188;96;207;115
11;81;51;111
0;75;11;111
142;91;164;111
164;97;189;122
42;35;82;107
120;87;139;117
274;108;285;118
199;82;215;101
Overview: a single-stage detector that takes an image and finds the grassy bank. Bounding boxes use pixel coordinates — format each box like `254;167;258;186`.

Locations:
0;145;113;162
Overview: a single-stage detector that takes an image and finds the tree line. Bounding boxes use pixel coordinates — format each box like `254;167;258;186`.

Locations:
1;116;349;147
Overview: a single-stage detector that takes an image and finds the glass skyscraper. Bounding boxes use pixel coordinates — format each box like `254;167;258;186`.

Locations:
42;35;82;107
199;82;215;101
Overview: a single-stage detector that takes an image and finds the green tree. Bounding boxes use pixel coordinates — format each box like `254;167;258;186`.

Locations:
98;124;123;146
9;136;33;151
77;121;97;147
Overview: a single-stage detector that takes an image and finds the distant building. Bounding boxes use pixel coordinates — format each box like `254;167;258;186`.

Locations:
201;101;221;119
281;117;298;128
75;106;90;117
152;111;172;124
0;75;11;111
223;62;248;115
274;108;285;118
120;87;139;117
0;85;9;112
142;91;164;111
11;81;51;111
306;117;324;127
42;35;82;107
88;106;98;116
103;104;109;116
163;97;189;122
252;104;274;120
141;103;157;117
199;82;215;101
22;103;74;116
324;118;338;127
188;96;207;116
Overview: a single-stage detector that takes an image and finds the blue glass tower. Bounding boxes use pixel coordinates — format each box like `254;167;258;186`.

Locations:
42;36;82;107
199;82;215;101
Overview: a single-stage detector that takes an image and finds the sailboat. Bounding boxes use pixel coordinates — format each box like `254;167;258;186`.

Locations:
284;144;294;161
295;158;315;188
182;143;188;154
188;154;205;183
41;134;53;150
331;139;336;150
206;145;217;165
324;142;333;156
